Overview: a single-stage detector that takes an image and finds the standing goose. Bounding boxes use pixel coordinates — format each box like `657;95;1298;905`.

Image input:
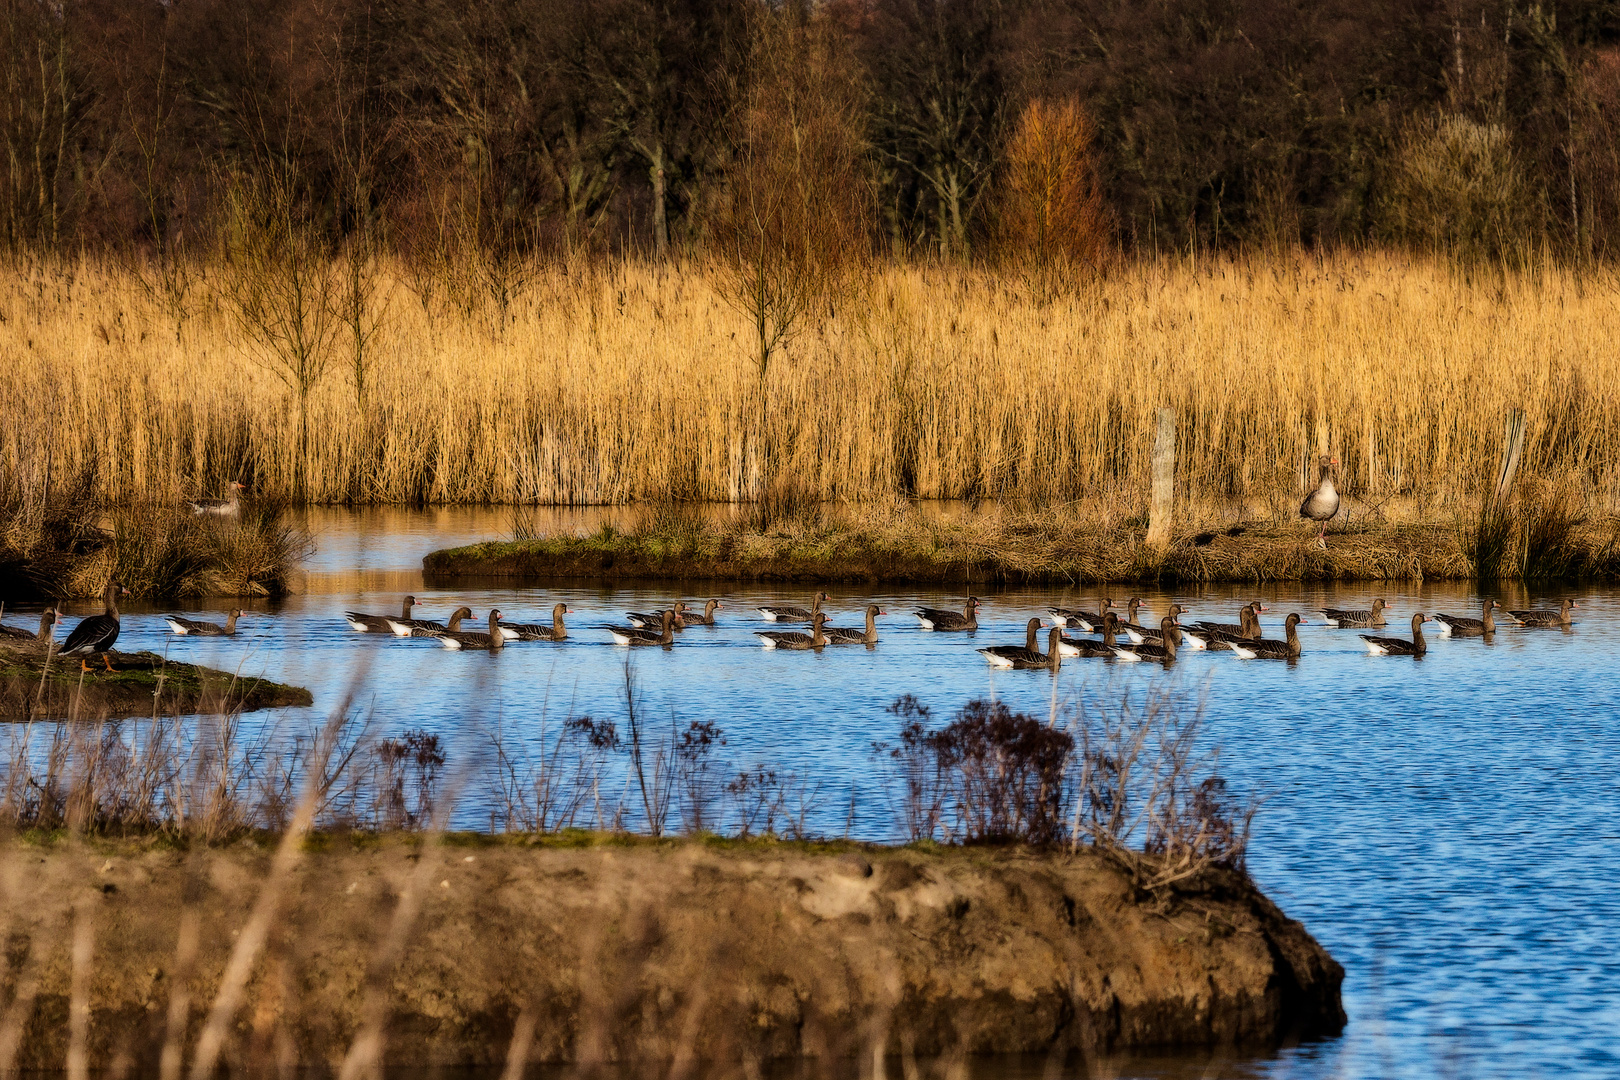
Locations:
915;596;981;631
981;626;1064;671
1058;611;1130;658
1505;599;1577;628
1047;598;1115;630
438;609;507;651
824;604;883;645
1300;456;1340;546
1361;613;1430;656
346;596;418;634
627;602;688;629
756;612;830;650
164;609;243;636
605;609;677;647
59;582;128;671
396;606;473;639
0;607;56;644
1317;598;1388;628
680;599;724;626
1230;613;1307;660
499;603;572;642
758;592;830;623
1112;617;1181;663
188;481;247;517
1434;600;1499;638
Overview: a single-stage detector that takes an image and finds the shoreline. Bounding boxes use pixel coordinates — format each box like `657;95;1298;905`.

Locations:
0;648;313;720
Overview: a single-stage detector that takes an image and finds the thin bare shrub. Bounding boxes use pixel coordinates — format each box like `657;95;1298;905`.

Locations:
1382;114;1537;264
995;97;1109;292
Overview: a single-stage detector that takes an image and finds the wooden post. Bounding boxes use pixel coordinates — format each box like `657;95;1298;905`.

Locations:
1147;408;1175;548
1495;408;1525;502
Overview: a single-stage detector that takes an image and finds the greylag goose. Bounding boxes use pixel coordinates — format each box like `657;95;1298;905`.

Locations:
1118;602;1194;646
164;609;243;636
980;625;1064;671
1361;613;1429;656
1434;600;1498;638
188;481;247;517
499;603;571;642
605;609;677;646
756;612;830;650
627;602;688;629
345;596;418;633
0;607;55;643
1317;598;1387;628
681;599;724;626
824;604;883;645
396;606;473;639
60;582;128;671
1300;456;1340;546
1193;603;1264;649
758;592;830;623
438;609;507;650
1112;616;1180;663
915;596;981;631
1505;599;1577;628
1058;611;1129;658
1112;597;1151;643
1047;598;1115;630
1230;613;1306;659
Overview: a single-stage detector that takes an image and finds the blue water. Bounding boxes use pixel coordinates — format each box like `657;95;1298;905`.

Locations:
27;507;1620;1079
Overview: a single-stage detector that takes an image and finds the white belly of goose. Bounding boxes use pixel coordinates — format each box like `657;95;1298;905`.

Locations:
1228;642;1260;660
976;648;1016;667
1110;647;1144;662
1361;637;1392;655
164;618;191;635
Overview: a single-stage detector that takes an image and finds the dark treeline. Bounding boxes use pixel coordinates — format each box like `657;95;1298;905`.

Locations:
3;0;1619;264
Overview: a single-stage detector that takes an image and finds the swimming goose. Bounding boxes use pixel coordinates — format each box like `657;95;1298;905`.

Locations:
1505;599;1577;628
1230;613;1306;659
59;582;128;671
188;481;247;517
981;625;1064;670
824;604;883;645
1112;616;1180;663
1118;602;1190;646
1317;598;1388;628
1047;598;1115;630
1300;456;1340;546
758;592;829;623
1434;600;1498;638
606;609;677;646
0;607;56;643
346;596;418;633
394;606;473;638
1058;611;1129;658
681;599;724;626
438;609;507;650
165;609;243;636
1361;613;1429;656
1194;603;1264;649
1112;597;1152;643
916;596;981;631
499;603;571;642
756;612;830;650
627;602;688;629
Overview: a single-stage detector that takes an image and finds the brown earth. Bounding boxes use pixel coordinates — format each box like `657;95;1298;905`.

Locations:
0;648;312;720
5;835;1343;1072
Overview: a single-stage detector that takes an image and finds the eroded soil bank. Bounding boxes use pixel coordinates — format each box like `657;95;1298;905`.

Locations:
0;649;313;720
7;836;1343;1071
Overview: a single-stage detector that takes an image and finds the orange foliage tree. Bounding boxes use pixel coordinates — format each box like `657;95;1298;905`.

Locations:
995;98;1108;274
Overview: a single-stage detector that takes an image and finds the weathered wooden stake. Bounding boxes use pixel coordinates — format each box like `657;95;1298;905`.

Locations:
1496;408;1525;502
1147;408;1175;548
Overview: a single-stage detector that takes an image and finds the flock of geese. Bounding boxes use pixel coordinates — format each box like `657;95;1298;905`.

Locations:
0;584;1579;673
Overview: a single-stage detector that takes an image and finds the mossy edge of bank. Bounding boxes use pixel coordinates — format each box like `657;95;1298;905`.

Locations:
0;648;313;720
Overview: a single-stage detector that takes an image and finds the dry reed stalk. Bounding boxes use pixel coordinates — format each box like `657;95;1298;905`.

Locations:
2;255;1617;517
496;1007;536;1080
157;909;199;1080
66;904;92;1080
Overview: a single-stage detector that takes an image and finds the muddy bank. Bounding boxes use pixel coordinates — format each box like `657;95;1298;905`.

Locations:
0;648;313;720
424;521;1513;585
6;836;1342;1070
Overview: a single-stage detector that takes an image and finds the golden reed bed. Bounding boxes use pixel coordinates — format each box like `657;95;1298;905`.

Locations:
2;253;1616;519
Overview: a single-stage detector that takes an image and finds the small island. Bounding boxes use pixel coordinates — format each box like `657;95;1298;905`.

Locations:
0;648;313;721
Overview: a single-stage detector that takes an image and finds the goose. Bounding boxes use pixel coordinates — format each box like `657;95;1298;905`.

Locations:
1505;599;1577;628
824;604;883;645
605;609;677;646
346;596;418;634
499;603;571;642
1300;455;1340;546
1434;600;1498;638
164;609;243;636
1230;613;1306;659
59;582;128;671
1047;598;1115;630
1058;611;1130;658
1317;598;1387;628
438;609;507;650
1361;613;1429;656
756;612;830;650
916;596;981;631
0;607;56;644
1112;597;1152;643
391;606;474;639
188;481;247;517
681;599;724;626
1194;603;1264;650
758;592;829;623
1112;616;1180;663
1117;602;1191;646
627;602;688;629
980;625;1064;671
